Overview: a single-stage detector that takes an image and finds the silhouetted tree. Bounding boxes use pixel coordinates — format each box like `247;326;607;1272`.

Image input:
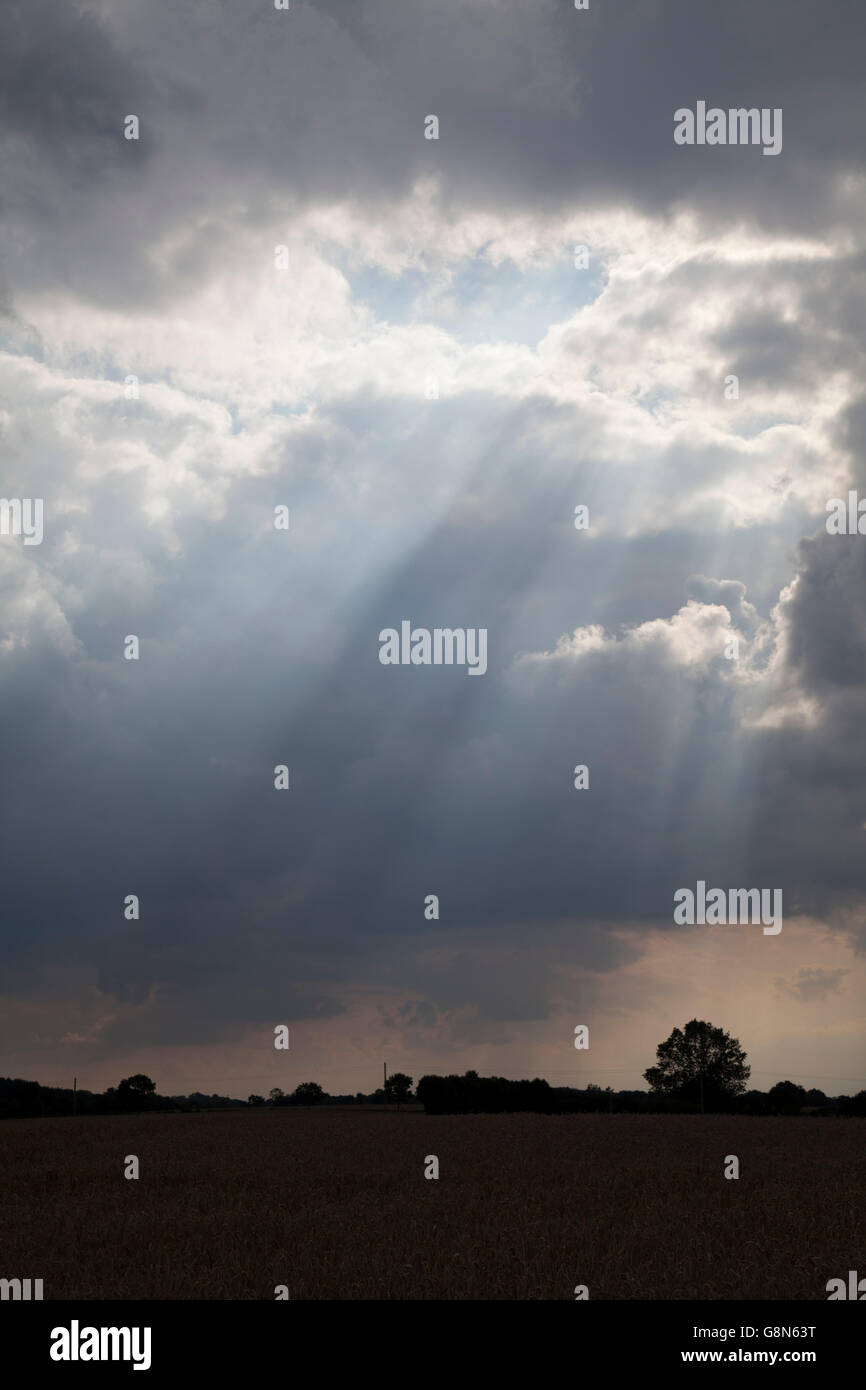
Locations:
644;1020;749;1111
116;1075;156;1110
293;1082;325;1105
384;1072;413;1110
247;1094;265;1107
118;1074;156;1097
768;1080;807;1115
416;1071;553;1115
740;1089;770;1116
268;1087;284;1106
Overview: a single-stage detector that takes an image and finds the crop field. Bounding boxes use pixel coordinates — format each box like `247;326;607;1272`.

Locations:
1;1110;863;1300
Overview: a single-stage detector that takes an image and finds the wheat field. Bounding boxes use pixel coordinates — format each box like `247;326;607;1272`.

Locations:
1;1110;862;1299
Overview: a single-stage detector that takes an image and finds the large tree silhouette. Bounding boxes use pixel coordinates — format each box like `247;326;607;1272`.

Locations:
644;1020;749;1111
384;1072;413;1110
115;1074;157;1112
768;1080;807;1115
293;1082;325;1105
117;1074;155;1099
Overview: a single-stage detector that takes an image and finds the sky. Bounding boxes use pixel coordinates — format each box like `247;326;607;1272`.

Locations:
1;0;865;1100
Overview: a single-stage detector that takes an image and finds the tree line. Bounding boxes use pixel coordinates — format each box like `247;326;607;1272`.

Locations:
416;1022;865;1116
2;1023;864;1120
0;1070;417;1119
414;1073;866;1116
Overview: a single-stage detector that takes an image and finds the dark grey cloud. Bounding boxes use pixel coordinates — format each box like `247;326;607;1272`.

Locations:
0;391;858;1047
1;0;865;1071
2;0;866;313
784;532;866;692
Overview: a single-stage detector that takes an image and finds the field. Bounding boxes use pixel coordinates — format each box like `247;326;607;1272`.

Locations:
1;1110;863;1299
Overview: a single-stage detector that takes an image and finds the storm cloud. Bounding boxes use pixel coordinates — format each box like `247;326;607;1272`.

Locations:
1;0;864;1095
